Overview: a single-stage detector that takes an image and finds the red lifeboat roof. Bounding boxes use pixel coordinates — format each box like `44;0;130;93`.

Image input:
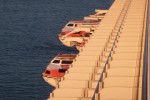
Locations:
42;54;77;78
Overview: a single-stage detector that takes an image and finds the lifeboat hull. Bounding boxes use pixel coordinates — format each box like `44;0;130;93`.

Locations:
58;38;76;47
58;37;89;47
43;76;61;87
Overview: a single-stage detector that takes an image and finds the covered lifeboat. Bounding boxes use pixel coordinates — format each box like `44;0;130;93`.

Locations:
61;20;99;33
58;30;92;47
42;54;77;87
57;20;98;47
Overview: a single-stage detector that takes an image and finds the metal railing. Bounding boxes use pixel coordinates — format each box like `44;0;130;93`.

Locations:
147;0;150;99
142;0;149;100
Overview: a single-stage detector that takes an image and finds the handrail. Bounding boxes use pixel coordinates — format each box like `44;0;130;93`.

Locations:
147;0;150;99
147;0;150;100
142;0;149;100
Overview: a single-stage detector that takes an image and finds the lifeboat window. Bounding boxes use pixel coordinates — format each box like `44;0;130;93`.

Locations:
59;69;67;73
62;61;73;64
52;60;60;64
45;70;50;74
67;24;74;27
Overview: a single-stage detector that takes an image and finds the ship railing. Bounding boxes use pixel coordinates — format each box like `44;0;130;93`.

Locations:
142;0;149;100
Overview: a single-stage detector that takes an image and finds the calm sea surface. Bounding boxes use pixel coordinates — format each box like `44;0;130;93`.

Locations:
0;0;113;99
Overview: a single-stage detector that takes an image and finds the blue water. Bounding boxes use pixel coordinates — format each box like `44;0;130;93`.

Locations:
0;0;113;99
